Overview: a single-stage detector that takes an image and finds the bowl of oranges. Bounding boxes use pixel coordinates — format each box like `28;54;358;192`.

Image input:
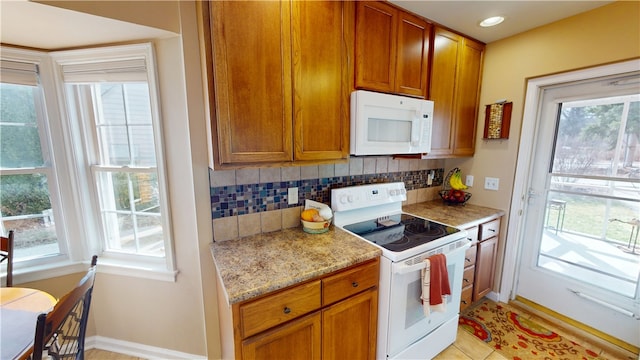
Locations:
301;201;332;234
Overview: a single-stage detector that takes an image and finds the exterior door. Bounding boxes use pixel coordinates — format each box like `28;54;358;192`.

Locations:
516;70;640;348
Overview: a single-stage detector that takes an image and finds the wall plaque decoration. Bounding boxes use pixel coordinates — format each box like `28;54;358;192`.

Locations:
483;101;512;139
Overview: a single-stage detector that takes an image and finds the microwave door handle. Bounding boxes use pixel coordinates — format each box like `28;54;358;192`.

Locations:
411;111;422;146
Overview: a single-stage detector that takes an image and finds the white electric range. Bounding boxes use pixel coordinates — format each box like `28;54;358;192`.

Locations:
332;182;469;360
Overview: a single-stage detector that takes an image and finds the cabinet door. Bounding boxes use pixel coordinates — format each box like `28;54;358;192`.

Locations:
395;11;431;98
209;1;293;164
323;288;378;360
428;27;484;158
428;28;460;157
293;1;351;161
452;37;484;156
473;236;498;301
355;1;397;93
242;312;321;360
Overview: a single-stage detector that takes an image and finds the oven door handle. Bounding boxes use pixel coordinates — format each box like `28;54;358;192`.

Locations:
392;243;469;275
393;261;428;275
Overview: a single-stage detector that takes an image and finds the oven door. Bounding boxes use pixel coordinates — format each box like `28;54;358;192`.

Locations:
386;244;466;357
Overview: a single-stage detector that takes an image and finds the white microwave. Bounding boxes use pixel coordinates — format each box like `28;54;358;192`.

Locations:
350;90;434;156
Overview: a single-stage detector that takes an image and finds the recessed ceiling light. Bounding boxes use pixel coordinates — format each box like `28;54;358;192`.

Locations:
480;16;505;27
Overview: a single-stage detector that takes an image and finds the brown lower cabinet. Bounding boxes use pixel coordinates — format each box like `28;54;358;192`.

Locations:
225;258;380;360
459;217;501;310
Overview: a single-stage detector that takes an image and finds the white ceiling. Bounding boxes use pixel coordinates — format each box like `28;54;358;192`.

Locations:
0;0;176;50
389;1;614;43
0;0;615;50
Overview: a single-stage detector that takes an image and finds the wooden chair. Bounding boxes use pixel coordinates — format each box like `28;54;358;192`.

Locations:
31;255;98;360
0;230;15;287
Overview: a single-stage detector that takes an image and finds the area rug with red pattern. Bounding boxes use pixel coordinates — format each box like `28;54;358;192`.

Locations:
459;300;607;360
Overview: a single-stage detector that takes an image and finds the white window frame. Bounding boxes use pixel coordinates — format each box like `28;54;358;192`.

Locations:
0;48;79;276
52;44;176;280
0;44;176;283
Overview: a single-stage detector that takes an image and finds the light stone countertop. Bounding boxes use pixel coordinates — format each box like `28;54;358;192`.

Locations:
211;201;505;305
403;200;505;228
211;226;382;305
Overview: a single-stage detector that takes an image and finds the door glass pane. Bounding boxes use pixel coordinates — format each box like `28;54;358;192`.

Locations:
540;191;639;298
540;94;640;299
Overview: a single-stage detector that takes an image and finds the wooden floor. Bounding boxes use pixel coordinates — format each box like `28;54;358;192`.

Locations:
86;301;638;360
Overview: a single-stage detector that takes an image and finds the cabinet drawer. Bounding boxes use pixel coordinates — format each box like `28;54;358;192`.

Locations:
462;265;475;289
240;280;322;338
479;219;500;241
464;245;477;267
323;259;379;305
464;226;479;243
460;285;474;311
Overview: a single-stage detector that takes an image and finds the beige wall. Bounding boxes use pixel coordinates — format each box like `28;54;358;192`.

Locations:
20;2;218;358
446;1;640;291
17;1;640;358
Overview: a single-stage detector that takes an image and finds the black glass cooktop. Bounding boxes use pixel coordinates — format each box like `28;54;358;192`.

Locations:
343;213;460;252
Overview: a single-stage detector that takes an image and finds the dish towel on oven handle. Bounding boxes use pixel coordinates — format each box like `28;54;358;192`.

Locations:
420;253;451;316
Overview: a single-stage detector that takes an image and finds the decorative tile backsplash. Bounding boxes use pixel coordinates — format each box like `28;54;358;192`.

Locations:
209;157;445;219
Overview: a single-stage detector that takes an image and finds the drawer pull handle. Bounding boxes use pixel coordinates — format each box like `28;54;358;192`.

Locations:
463;278;470;283
462;300;468;304
352;281;359;288
488;228;496;232
283;307;291;314
465;258;471;262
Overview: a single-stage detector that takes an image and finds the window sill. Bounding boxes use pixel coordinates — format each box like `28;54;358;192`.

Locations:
11;258;178;285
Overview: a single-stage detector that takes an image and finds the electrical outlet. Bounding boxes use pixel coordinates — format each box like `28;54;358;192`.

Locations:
465;175;474;187
484;177;499;191
427;170;434;185
288;187;298;205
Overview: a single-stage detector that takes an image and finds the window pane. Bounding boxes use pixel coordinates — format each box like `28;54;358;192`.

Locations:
124;84;152;124
130;125;156;166
97;171;163;256
98;125;130;165
95;83;156;166
0;83;44;168
553;97;639;179
0;174;60;259
98;84;126;125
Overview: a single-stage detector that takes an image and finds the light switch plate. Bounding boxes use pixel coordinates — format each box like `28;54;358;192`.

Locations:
288;187;298;205
465;175;474;187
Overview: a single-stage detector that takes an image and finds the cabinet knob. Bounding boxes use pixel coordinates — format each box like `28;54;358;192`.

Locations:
283;307;291;314
352;281;359;288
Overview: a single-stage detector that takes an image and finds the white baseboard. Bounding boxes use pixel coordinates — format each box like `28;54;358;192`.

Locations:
86;336;206;360
486;291;499;303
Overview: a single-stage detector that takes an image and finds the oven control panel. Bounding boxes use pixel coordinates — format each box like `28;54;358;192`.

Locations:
332;182;406;212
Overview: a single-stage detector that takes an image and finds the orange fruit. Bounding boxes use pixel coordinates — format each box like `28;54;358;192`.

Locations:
301;209;319;221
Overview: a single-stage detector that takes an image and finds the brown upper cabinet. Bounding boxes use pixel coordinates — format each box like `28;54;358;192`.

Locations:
355;1;431;98
200;1;352;168
427;27;485;158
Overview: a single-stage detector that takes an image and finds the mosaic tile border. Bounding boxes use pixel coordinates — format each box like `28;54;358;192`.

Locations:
210;169;444;219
